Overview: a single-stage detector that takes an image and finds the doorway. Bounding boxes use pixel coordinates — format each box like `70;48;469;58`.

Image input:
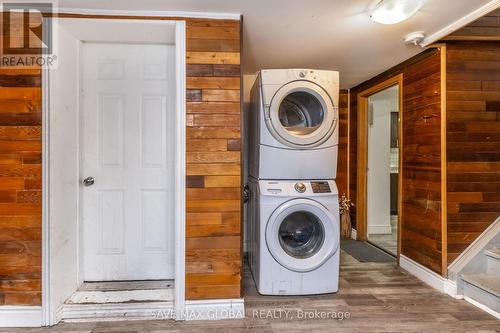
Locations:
43;18;186;324
356;75;402;259
366;86;399;256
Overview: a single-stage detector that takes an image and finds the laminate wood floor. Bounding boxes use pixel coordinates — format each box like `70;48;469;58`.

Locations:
2;251;499;333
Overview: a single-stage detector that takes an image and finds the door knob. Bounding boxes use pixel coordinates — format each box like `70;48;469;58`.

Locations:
82;177;95;186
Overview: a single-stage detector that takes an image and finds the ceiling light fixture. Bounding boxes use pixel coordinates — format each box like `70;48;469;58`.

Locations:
370;0;424;25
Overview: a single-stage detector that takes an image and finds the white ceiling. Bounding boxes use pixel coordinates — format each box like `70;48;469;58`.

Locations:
59;0;497;88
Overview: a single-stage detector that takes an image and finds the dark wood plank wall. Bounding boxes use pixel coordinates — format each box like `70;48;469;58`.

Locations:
0;66;42;305
0;15;242;305
445;8;500;42
337;90;349;197
0;11;42;304
185;19;242;300
446;42;500;263
349;48;445;274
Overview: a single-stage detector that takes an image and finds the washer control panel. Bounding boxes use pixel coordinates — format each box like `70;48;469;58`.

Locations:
311;181;331;193
260;180;337;196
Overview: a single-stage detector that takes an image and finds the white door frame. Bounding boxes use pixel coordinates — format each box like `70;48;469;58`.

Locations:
41;18;186;325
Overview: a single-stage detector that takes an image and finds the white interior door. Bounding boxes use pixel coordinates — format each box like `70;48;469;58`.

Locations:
81;42;175;281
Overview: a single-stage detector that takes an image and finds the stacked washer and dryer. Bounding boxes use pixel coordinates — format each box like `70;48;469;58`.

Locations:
247;69;341;295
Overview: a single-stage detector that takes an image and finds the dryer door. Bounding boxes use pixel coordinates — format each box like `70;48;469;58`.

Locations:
266;198;339;272
266;81;337;148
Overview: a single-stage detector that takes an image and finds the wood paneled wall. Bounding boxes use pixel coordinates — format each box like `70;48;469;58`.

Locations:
444;8;500;42
0;11;42;305
0;15;241;305
446;42;500;263
0;67;42;305
337;90;349;197
185;19;242;300
349;48;445;275
401;51;444;274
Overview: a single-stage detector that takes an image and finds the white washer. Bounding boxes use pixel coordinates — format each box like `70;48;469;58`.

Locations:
247;177;340;295
249;69;339;180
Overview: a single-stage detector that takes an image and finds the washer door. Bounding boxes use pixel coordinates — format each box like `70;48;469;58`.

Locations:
266;199;339;272
266;81;337;148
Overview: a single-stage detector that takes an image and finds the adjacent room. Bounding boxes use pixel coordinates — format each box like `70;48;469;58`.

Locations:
366;85;400;256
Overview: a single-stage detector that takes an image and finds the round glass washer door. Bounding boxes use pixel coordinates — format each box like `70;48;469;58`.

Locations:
266;199;339;272
267;81;337;148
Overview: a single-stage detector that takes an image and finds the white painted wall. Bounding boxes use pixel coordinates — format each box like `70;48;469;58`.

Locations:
367;86;398;235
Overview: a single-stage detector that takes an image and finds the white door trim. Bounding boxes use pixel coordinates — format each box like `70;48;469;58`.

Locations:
41;26;51;326
173;20;187;320
41;18;186;326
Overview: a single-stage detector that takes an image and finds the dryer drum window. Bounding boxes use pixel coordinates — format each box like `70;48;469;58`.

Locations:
279;91;325;136
278;210;325;259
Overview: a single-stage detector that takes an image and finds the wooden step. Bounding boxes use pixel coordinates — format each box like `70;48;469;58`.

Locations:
462;273;500;297
485;248;500;260
66;280;174;304
485;248;500;276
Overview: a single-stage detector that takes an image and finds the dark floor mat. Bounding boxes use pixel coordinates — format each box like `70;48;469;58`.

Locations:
341;240;395;262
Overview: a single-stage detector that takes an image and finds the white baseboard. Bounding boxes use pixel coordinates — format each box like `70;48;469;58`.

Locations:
58;298;245;322
464;296;500;320
367;225;392;235
184;299;245;321
60;301;174;322
400;255;448;293
0;299;245;325
444;279;461;299
399;255;500;320
0;306;42;327
351;228;357;240
400;255;461;299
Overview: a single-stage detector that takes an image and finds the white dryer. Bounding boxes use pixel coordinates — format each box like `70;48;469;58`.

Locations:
247;177;340;295
249;69;339;180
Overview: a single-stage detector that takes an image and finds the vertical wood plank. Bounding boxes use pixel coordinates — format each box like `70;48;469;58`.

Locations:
440;45;448;276
185;18;242;300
